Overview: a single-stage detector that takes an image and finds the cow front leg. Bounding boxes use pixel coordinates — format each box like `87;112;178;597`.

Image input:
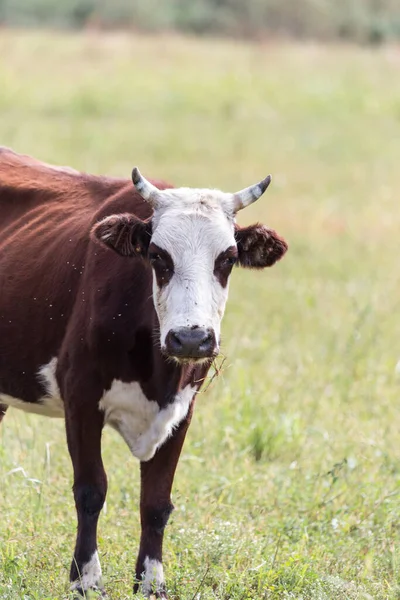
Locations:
134;404;195;599
65;399;107;597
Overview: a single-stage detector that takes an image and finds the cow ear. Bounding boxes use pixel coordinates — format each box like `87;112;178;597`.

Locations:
91;214;151;257
235;223;288;268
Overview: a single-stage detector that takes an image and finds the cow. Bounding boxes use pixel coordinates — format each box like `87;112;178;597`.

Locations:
0;147;288;598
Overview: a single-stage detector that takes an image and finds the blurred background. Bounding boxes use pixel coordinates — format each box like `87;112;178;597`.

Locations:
0;2;400;599
0;0;400;44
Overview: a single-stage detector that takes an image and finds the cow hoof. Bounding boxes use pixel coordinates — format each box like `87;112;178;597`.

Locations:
72;587;107;599
133;583;168;598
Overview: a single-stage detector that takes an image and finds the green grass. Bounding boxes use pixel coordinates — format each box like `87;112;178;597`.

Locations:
1;30;400;599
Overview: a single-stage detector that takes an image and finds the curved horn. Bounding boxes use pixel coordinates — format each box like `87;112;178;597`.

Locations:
232;174;272;213
132;167;161;208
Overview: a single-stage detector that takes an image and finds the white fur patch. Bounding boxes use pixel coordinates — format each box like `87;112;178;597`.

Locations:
99;381;196;462
70;550;102;592
142;556;164;597
0;358;64;418
37;357;64;415
150;192;236;349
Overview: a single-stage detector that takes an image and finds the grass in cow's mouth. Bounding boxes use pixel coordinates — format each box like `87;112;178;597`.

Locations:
0;30;399;600
196;355;228;393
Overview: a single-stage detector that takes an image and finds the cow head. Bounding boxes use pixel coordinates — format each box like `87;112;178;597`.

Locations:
92;169;288;363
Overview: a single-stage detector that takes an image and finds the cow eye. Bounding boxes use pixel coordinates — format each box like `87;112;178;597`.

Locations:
219;255;237;269
224;256;237;267
149;253;173;274
149;253;162;264
214;250;238;287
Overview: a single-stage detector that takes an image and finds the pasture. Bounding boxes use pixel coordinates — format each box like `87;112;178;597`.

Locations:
0;31;399;599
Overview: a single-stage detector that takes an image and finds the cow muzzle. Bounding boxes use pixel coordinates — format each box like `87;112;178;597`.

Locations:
165;326;217;360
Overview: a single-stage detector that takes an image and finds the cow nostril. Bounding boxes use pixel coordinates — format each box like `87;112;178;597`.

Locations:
167;331;183;351
200;332;213;349
172;332;182;348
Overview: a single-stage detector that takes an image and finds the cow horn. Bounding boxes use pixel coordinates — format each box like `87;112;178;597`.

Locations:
132;167;161;207
232;175;272;213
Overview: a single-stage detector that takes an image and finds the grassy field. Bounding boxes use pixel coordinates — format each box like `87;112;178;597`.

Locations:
0;31;400;599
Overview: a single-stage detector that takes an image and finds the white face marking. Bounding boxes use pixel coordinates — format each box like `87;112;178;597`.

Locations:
150;188;236;350
142;557;164;597
0;358;64;418
70;550;102;592
99;381;196;462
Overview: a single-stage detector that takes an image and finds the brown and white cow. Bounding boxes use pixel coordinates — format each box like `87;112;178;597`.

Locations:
0;147;288;598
